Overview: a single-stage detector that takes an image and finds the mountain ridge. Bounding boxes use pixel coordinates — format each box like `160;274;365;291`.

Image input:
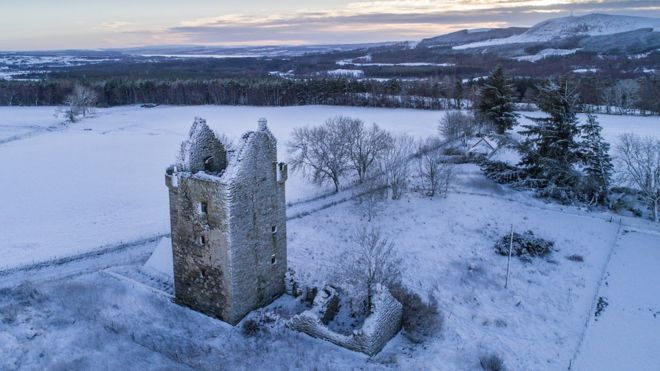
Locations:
454;13;660;50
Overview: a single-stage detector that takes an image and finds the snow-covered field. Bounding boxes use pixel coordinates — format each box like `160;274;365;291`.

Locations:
574;229;660;370
0;107;61;143
1;105;659;370
1;105;658;268
0;105;443;269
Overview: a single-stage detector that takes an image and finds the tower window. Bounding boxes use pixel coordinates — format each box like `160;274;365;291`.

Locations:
199;201;208;214
271;254;277;265
203;156;214;172
197;235;207;246
271;225;277;235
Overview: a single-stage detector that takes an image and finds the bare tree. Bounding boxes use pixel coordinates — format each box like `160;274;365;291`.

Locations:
612;80;639;115
345;118;393;183
341;226;401;314
417;138;454;197
353;174;388;222
616;133;660;222
602;80;640;115
379;134;415;200
437;162;454;197
287;117;352;192
439;111;477;143
62;84;98;122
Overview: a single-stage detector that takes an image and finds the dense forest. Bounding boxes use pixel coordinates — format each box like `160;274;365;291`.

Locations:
2;74;658;114
0;50;658;114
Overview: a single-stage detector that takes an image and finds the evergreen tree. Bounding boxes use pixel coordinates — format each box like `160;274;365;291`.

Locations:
453;80;464;109
477;67;519;134
580;114;613;205
519;77;582;200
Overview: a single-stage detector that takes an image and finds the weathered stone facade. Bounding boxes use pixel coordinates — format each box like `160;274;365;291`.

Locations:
165;117;287;325
289;285;402;356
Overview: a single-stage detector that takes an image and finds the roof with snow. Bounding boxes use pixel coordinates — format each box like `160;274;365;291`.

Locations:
173;117;276;184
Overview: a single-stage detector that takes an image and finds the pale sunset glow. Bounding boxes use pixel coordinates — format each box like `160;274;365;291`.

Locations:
0;0;659;50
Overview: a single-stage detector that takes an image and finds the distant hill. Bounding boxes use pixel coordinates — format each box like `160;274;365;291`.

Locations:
453;13;660;51
417;27;528;48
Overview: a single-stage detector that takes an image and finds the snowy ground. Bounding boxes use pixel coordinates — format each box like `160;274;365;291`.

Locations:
2;163;659;370
573;229;660;371
1;105;658;269
1;105;659;370
0;105;443;269
0;107;62;143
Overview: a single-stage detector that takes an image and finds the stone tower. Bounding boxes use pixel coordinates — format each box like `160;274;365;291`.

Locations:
165;117;288;325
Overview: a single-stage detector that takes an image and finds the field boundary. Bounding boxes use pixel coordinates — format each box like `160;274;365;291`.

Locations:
568;218;622;370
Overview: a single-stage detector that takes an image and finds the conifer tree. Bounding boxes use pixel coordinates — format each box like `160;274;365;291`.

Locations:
580;114;613;204
477;67;519;134
453;80;464;109
519;76;582;200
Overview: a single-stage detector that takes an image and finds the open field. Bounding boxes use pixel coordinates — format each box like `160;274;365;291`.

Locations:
1;105;658;269
1;105;659;370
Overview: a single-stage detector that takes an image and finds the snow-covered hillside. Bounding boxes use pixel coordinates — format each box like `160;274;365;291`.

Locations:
455;13;660;50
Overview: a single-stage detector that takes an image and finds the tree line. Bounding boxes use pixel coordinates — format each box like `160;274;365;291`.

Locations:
0;78;455;109
1;74;658;114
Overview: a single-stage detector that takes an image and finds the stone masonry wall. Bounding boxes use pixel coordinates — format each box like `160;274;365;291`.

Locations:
166;118;287;325
289;285;402;356
224;128;287;324
166;174;232;320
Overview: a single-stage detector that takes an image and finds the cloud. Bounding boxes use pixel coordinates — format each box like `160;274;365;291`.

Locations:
101;21;134;30
132;0;660;46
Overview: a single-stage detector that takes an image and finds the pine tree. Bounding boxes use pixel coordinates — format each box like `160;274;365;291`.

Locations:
477;67;519;134
519;76;582;200
580;114;613;205
453;80;464;109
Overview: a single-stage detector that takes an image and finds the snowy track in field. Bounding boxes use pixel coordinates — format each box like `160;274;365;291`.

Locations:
0;235;164;289
0;185;368;288
0;124;64;144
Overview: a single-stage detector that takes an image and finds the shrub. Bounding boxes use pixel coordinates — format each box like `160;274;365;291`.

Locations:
494;230;553;260
479;160;523;184
480;353;506;371
595;296;609;319
442;146;465;156
241;319;261;337
566;254;584;262
388;283;443;343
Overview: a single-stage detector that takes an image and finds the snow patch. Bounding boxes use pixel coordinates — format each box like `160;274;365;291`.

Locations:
573;68;599;74
467;28;492;34
326;69;364;78
142;237;173;280
337;61;455;67
515;48;580;62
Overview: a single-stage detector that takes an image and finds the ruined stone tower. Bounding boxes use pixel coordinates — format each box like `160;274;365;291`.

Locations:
165;117;288;325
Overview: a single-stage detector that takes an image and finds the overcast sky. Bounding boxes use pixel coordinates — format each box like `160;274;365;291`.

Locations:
1;0;659;50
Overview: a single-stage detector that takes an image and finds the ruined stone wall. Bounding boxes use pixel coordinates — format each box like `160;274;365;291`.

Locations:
224;129;287;324
179;118;227;174
166;173;232;320
354;285;403;355
289;285;402;356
